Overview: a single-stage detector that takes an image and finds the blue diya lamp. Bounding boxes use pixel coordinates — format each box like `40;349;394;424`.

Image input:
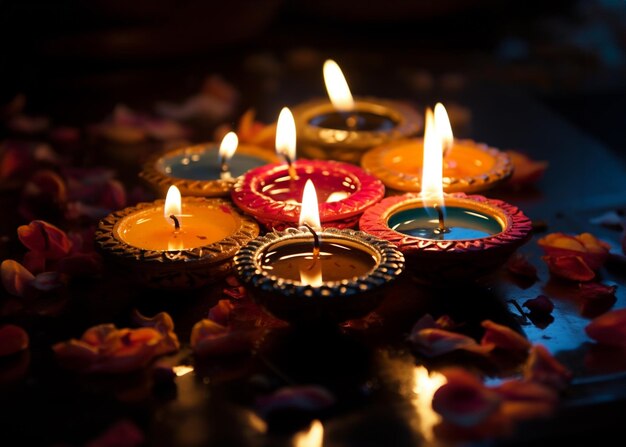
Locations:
140;133;279;197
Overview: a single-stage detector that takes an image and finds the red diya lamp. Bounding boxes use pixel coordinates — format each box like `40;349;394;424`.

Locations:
231;107;385;230
361;103;513;194
359;108;532;282
291;59;422;164
234;179;405;325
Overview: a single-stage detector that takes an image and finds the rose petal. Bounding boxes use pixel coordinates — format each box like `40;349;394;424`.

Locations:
505;150;548;187
480;320;531;352
86;419;145;447
1;259;35;297
542;255;596;282
523;344;572;391
408;328;489;358
493;379;559;405
432;367;502;427
17;220;72;260
506;253;538;281
538;232;610;271
131;310;180;355
23;250;46;274
255;385;335;418
579;282;617;317
208;299;235;326
0;324;29;357
522;295;554;316
52;339;100;371
585;308;626;347
190;319;258;357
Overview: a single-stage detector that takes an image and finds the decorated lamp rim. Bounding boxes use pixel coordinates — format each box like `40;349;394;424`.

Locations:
358;192;533;253
292;97;422;147
139;142;279;197
361;138;514;193
95;197;260;265
230;159;386;223
234;227;405;298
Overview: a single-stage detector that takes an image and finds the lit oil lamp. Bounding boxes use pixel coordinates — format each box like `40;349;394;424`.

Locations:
359;109;532;282
361;103;513;194
231;107;385;230
95;185;260;289
291;59;422;164
234;179;405;325
140;131;278;197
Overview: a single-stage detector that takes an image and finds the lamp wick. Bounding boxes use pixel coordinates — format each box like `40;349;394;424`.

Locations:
284;154;298;180
169;214;181;231
433;204;448;235
302;223;320;260
219;156;232;180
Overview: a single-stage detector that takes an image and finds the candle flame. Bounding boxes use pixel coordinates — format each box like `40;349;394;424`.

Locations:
218;131;238;163
294;420;324;447
411;366;447;442
420;108;445;211
434;102;453;156
164;185;182;229
323;59;355;112
299;179;321;231
275;107;297;163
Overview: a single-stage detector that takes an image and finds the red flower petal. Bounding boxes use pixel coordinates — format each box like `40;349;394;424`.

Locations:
523;344;572;391
17;220;72;260
579;282;617;317
542;255;595;282
0;324;29;357
505;150;548;187
538;232;610;271
493;379;559;404
480;320;531;352
432;367;502;427
208;299;235;326
190;319;259;357
1;259;35;297
585;308;626;347
522;295;554;316
506;253;538;281
23;250;46;274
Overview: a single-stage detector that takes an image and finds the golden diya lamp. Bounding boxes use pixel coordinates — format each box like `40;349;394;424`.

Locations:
291;59;422;164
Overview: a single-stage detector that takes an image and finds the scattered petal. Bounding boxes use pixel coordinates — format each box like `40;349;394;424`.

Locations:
493;379;559;405
432;367;502;427
578;282;617;316
31;271;63;291
22;250;46;274
1;259;35;297
208;299;235;326
86;419;145;447
0;324;29;357
585;308;626;347
17;220;72;260
255;385;335;418
542;255;596;282
506;253;538;281
522;295;554;316
523;344;572;391
505;150;548;188
190;319;258;357
408;327;489;358
538;232;610;271
132;310;180;354
480;320;531;352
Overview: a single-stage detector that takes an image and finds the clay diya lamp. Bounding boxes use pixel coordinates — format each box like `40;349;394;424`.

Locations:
361;103;513;194
95;185;260;289
291;59;421;164
231;107;385;230
234;179;405;325
140;132;278;197
359;109;532;282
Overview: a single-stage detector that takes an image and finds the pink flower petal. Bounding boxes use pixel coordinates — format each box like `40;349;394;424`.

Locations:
432;367;502;427
255;385;335;417
408;328;489;358
585;308;626;347
17;220;72;260
523;344;572;391
1;259;35;297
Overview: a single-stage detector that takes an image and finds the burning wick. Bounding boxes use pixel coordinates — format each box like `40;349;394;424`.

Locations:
218;156;231;179
345;113;359;131
284;153;298;181
302;223;321;261
218;131;238;180
432;204;448;235
169;214;181;231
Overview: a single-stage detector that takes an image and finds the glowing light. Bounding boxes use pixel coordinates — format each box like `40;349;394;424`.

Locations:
323;59;355;112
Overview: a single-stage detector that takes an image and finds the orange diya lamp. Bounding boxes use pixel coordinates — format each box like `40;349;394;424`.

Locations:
140;131;278;197
359;109;532;283
361;103;513;194
291;59;422;164
95;185;259;289
234;179;405;325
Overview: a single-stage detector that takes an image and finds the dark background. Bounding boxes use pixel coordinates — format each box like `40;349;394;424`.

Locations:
1;0;624;158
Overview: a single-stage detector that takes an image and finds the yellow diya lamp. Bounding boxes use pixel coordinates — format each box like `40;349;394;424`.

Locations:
95;185;260;289
291;59;422;164
361;103;513;194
